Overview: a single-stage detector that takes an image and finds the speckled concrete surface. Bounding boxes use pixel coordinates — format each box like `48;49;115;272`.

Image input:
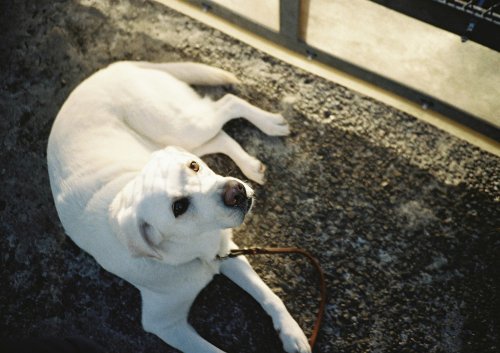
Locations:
0;1;499;353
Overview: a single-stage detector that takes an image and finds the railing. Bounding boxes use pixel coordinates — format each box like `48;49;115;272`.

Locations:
186;0;500;141
371;0;500;50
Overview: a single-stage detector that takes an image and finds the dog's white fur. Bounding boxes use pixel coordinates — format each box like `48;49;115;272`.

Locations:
47;62;310;353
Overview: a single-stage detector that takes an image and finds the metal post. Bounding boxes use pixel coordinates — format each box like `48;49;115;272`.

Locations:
280;0;301;42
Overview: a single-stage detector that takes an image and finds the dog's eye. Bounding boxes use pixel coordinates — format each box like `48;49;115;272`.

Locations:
172;198;190;218
189;161;200;172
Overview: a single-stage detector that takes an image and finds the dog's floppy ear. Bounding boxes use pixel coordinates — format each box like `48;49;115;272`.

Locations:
110;201;163;260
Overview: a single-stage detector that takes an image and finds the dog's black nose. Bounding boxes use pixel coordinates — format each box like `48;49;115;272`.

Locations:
223;180;248;208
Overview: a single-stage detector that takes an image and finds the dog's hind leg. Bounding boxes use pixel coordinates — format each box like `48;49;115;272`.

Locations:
192;131;266;184
212;94;290;137
130;61;240;86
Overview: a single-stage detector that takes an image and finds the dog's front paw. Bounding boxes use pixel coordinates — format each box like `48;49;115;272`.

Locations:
277;318;311;353
260;113;290;136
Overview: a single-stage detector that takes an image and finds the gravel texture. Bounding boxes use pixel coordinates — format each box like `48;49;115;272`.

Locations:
1;1;499;353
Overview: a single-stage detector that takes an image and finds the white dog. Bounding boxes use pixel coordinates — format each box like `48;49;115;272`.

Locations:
47;61;310;353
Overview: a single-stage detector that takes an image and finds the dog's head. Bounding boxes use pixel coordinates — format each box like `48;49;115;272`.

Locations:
109;146;253;264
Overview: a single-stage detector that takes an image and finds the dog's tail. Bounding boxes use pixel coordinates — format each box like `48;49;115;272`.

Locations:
130;61;240;86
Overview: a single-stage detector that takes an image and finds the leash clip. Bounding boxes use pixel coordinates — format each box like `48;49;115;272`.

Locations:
217;247;260;260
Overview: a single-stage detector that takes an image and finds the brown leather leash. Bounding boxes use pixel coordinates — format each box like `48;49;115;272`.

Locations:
221;247;326;350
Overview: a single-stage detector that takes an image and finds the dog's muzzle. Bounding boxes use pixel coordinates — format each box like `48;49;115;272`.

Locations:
223;180;253;213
